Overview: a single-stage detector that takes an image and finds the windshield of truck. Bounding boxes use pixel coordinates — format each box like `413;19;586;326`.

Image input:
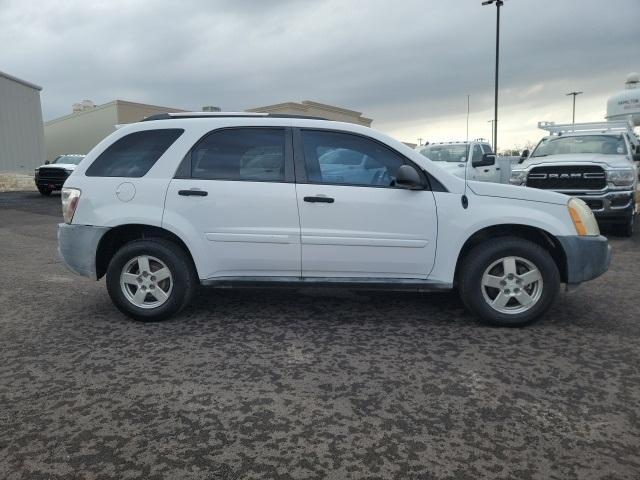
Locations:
419;144;469;162
531;135;627;157
52;155;85;165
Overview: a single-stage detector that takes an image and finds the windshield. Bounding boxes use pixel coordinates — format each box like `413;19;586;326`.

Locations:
52;155;84;165
531;135;627;157
419;144;469;162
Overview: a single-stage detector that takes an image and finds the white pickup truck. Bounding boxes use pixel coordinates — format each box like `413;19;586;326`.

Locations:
416;140;501;183
510;121;639;236
57;113;610;327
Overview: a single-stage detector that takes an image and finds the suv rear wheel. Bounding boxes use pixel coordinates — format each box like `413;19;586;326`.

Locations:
106;238;198;322
459;237;560;327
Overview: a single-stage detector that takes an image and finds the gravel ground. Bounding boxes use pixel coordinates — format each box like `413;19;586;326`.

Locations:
1;191;639;480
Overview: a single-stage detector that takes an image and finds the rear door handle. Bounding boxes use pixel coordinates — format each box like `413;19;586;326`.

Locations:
496;167;501;170
179;189;208;196
304;196;334;203
483;169;490;173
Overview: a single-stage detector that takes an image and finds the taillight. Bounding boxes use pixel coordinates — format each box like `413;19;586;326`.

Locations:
61;188;81;224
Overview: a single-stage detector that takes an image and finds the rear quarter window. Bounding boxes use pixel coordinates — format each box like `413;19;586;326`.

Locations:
86;129;184;177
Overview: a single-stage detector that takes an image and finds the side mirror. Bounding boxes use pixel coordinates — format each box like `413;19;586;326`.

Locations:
395;165;423;190
45;160;50;165
472;153;496;167
520;149;529;158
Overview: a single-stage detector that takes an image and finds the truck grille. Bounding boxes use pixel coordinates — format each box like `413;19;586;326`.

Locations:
526;165;606;191
37;168;69;181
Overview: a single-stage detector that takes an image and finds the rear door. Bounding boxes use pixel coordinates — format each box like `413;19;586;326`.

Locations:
293;129;437;279
163;127;301;279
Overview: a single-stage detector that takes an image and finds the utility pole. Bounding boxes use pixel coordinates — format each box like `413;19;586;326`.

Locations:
466;94;470;142
566;91;583;127
418;137;423;146
482;0;503;153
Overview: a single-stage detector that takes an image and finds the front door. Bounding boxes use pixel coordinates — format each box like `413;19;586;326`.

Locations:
470;143;491;182
294;129;437;279
163;127;301;279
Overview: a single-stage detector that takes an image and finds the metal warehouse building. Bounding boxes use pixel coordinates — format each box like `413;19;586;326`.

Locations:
44;100;186;161
0;70;46;172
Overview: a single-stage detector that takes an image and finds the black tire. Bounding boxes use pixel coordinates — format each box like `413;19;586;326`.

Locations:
458;237;560;327
613;215;634;238
106;238;198;322
37;186;52;196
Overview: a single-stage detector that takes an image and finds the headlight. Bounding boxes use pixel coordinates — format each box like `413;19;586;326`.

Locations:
61;188;81;224
567;198;600;236
64;169;73;175
607;169;635;187
509;170;527;185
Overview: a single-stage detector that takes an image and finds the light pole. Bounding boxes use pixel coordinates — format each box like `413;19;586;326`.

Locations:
488;119;495;148
482;0;503;153
566;91;583;127
466;94;470;142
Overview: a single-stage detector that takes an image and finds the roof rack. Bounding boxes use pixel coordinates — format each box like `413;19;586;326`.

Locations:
538;119;635;137
141;111;329;122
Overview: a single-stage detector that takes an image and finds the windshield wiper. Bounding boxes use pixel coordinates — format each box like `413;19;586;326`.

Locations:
531;154;549;158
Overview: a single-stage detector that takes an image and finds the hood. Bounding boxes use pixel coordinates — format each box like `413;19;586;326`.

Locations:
37;163;78;170
467;180;569;205
520;153;632;170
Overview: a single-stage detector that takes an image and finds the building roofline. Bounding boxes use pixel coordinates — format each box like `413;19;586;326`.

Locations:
44;99;187;126
0;70;42;91
247;100;372;123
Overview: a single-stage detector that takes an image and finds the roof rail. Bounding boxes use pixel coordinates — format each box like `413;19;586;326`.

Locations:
141;111;329;122
538;119;635;136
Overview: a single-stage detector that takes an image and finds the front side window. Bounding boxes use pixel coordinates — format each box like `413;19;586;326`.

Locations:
86;129;183;177
191;128;285;181
481;144;493;154
531;135;627;157
301;130;406;187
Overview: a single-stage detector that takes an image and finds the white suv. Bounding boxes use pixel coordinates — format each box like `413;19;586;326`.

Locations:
58;112;610;326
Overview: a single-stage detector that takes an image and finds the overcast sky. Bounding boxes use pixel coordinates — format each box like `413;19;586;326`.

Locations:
1;0;638;150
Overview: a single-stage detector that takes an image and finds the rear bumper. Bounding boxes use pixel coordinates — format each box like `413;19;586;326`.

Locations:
557;235;611;284
57;223;110;279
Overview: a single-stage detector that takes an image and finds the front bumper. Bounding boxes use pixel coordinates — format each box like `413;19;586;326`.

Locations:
57;224;110;279
575;190;635;220
557;235;611;285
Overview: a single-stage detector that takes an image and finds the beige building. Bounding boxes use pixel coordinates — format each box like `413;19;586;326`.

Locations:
247;100;372;126
0;70;45;172
44;100;185;161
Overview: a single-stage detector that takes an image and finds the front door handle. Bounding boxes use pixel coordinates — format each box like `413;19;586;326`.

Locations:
304;196;334;203
179;189;208;196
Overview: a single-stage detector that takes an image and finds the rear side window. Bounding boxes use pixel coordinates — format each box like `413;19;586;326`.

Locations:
471;144;483;163
190;128;286;182
86;129;183;177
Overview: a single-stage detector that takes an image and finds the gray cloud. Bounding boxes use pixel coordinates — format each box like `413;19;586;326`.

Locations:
1;0;638;147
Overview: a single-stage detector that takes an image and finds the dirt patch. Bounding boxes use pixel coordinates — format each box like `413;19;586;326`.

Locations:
0;173;36;192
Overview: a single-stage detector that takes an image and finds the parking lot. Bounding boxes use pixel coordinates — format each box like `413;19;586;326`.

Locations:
1;191;639;480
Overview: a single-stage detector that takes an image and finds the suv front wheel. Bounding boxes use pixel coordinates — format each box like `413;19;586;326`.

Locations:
458;237;560;327
106;238;198;322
